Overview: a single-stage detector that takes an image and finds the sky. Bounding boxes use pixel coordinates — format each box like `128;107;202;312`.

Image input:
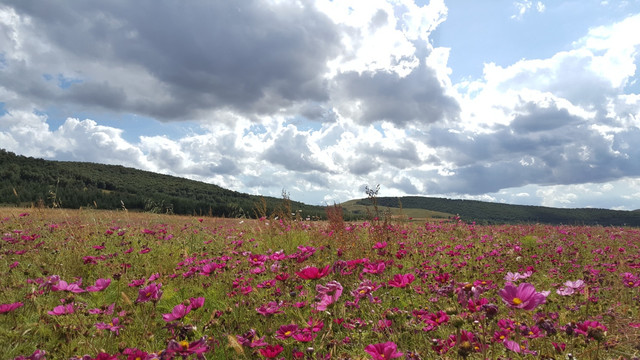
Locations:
1;0;640;210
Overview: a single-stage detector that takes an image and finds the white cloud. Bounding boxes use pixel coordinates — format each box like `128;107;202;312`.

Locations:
511;1;545;20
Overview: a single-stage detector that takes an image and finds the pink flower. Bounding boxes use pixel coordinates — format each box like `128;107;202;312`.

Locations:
95;317;123;335
256;301;284;316
86;278;111;292
164;337;209;357
503;339;521;353
0;301;23;314
259;344;284;358
556;279;585;296
373;241;387;249
52;279;85;293
498;282;547;310
12;349;46;360
136;283;163;303
387;273;415;288
48;303;75;316
296;265;330;280
292;329;317;342
364;341;403;360
504;271;532;282
275;324;299;340
189;297;205;310
162;303;191;322
313;281;343;311
575;320;607;340
236;329;268;348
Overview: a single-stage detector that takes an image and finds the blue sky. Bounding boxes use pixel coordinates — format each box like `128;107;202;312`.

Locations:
1;0;640;210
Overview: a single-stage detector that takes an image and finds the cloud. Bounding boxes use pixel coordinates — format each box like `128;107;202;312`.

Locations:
333;61;460;126
262;125;329;173
1;1;342;120
511;1;545;20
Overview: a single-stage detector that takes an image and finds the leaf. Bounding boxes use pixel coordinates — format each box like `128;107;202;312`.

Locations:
121;291;133;306
227;335;245;355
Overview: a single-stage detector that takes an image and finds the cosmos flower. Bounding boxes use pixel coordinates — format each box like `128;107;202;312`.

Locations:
556;279;585;296
313;281;343;311
0;301;23;314
136;283;163;303
296;265;331;280
364;341;403;360
162;303;191;322
52;279;85;293
48;303;75;316
388;273;415;288
95;317;123;336
163;337;208;358
498;282;548;310
86;278;111;292
258;344;284;358
255;301;284;316
275;324;299;340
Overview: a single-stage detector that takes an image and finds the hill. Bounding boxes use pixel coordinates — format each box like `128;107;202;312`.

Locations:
3;149;639;226
351;196;640;227
0;149;328;218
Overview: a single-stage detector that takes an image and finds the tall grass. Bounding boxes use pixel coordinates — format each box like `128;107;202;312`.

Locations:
0;208;639;359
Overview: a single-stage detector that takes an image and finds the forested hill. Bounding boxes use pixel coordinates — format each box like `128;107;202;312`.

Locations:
0;149;327;218
355;196;640;227
3;149;640;226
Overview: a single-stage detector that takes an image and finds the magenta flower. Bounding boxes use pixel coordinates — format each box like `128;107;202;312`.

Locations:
258;344;284;358
292;329;317;343
86;278;111;292
372;241;387;249
48;303;75;316
236;329;268;348
275;324;299;340
556;279;585;296
136;282;163;303
164;337;209;357
12;349;46;360
313;281;343;311
503;339;521;353
0;301;23;314
364;341;403;360
162;303;191;322
387;273;415;288
189;297;205;310
52;279;85;293
296;265;331;280
504;271;532;282
256;301;284;316
575;320;607;340
95;317;123;335
498;282;547;310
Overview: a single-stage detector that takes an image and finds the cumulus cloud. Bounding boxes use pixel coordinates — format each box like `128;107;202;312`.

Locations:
0;0;342;120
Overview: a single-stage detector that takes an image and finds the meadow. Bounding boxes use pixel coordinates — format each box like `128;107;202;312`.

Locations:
1;208;639;359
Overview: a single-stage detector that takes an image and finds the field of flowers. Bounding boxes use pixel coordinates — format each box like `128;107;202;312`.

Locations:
1;208;639;359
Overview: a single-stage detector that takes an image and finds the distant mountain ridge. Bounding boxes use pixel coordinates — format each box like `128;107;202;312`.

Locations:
2;149;639;226
351;196;640;227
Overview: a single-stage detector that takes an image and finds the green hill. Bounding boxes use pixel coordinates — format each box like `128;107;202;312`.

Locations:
3;149;639;226
352;196;640;227
340;199;454;221
0;149;327;218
